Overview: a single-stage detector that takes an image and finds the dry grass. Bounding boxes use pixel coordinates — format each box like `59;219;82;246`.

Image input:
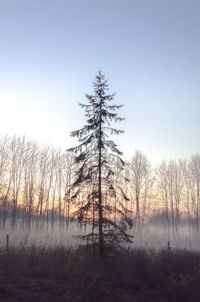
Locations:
0;246;200;301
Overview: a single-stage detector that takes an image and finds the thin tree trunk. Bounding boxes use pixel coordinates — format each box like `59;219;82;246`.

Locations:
98;101;104;256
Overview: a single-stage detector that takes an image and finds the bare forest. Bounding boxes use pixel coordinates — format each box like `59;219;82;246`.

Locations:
0;134;200;250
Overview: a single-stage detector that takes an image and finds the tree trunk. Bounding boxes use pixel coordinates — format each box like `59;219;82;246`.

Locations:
98;101;104;256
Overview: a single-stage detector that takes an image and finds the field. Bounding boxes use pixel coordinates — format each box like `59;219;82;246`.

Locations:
1;221;200;301
1;246;200;302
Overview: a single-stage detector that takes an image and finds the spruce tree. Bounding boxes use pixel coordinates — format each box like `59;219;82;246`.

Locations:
67;71;133;255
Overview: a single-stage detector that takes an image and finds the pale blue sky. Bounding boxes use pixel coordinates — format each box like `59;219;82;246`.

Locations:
0;0;199;164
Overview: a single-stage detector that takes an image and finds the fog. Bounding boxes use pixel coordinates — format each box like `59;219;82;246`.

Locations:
1;221;200;251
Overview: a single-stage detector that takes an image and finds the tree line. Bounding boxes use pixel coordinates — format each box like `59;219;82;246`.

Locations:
0;137;199;234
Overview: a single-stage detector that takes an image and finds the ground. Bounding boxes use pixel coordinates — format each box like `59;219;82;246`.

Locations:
0;247;200;302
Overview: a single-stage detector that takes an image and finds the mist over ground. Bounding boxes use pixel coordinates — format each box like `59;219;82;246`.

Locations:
1;221;200;251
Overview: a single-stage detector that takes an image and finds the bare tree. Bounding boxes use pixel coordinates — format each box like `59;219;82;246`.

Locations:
187;154;200;234
129;150;152;228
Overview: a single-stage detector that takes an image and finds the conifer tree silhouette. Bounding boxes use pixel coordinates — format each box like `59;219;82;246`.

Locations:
67;71;133;255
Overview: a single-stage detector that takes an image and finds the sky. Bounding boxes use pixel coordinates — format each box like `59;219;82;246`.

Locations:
0;0;199;164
